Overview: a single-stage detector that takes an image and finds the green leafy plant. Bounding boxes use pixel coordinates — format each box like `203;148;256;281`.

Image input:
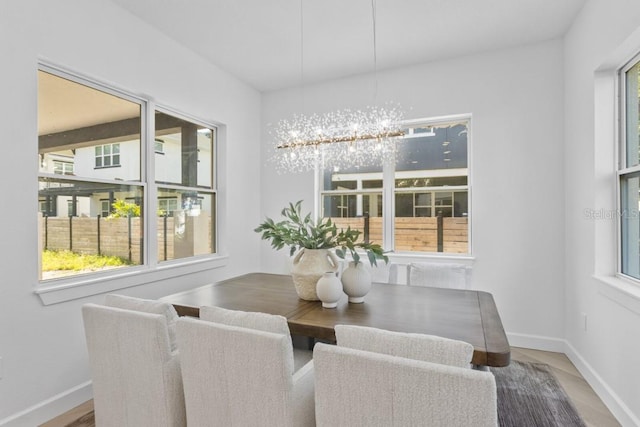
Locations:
254;200;388;266
108;199;141;218
42;249;132;272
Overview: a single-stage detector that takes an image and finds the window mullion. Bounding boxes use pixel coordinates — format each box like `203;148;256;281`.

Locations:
146;101;158;269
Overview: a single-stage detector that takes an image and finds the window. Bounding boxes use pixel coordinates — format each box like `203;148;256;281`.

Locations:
154;111;216;261
99;200;111;217
95;143;121;168
155;139;165;154
158;198;178;216
320;116;470;254
52;160;74;175
620;57;640;279
37;67;218;282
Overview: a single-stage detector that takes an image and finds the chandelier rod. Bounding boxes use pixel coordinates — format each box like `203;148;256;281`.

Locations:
299;0;305;114
371;0;378;106
276;130;405;149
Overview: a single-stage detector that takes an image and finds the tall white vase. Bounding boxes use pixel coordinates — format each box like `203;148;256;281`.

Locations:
316;272;343;308
291;248;339;301
341;261;372;303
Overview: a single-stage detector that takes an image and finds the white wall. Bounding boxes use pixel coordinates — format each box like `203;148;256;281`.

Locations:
564;1;640;425
0;0;261;424
261;41;566;347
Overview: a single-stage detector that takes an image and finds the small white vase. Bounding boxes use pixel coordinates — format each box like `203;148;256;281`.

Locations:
316;271;343;308
341;262;372;303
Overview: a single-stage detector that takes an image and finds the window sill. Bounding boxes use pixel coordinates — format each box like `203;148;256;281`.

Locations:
35;254;228;305
93;165;121;169
594;274;640;315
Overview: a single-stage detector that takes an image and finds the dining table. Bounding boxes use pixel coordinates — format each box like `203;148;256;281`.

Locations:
160;272;511;367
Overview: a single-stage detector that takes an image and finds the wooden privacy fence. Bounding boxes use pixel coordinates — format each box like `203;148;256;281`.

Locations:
39;216;176;263
329;216;468;253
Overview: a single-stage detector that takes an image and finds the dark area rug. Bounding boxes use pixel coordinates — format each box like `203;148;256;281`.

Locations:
491;360;586;427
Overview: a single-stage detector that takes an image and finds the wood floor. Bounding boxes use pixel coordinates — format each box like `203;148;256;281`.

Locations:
41;347;620;427
510;347;620;427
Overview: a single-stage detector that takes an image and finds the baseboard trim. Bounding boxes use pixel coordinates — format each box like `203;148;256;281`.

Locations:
507;332;566;352
0;381;92;427
563;341;640;427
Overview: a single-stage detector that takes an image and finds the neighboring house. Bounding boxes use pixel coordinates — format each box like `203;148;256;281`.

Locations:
39;134;212;218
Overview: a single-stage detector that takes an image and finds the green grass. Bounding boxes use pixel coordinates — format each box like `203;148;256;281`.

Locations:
42;250;132;272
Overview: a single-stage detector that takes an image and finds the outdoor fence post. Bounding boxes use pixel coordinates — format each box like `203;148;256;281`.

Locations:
437;211;443;252
44;215;48;251
128;214;132;263
97;215;101;255
363;214;370;244
163;213;168;261
69;215;73;252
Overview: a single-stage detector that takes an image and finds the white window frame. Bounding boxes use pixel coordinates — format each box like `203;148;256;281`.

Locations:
35;62;226;305
94;143;121;168
100;200;110;217
152;107;218;262
154;138;165;154
52;160;74;175
158;197;178;215
618;52;640;281
315;113;473;257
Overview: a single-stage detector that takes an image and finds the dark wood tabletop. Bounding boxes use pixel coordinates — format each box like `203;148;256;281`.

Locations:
160;272;510;367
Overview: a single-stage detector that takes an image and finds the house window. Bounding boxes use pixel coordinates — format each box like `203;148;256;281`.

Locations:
53;160;74;175
100;200;111;217
38;69;143;281
620;57;640;280
320;116;470;254
155;111;216;261
158;198;178;216
37;66;218;282
95;143;121;168
154;139;165;154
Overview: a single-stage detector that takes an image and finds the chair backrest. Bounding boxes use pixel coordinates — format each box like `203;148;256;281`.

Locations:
200;304;290;335
82;303;186;427
407;262;470;289
313;343;497;427
104;293;179;350
368;263;400;284
199;305;295;373
335;324;473;368
176;317;314;427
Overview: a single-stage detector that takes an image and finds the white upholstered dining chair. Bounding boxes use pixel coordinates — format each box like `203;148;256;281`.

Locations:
407;262;471;289
82;295;186;427
176;306;315;427
313;343;497;426
314;324;497;426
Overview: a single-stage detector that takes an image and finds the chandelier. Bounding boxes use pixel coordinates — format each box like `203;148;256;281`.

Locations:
271;0;405;173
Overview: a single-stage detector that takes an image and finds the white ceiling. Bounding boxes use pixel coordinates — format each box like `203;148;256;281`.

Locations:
109;0;586;92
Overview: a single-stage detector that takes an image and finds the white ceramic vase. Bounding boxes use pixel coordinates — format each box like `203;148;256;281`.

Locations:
291;248;340;301
316;271;343;308
341;261;372;303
